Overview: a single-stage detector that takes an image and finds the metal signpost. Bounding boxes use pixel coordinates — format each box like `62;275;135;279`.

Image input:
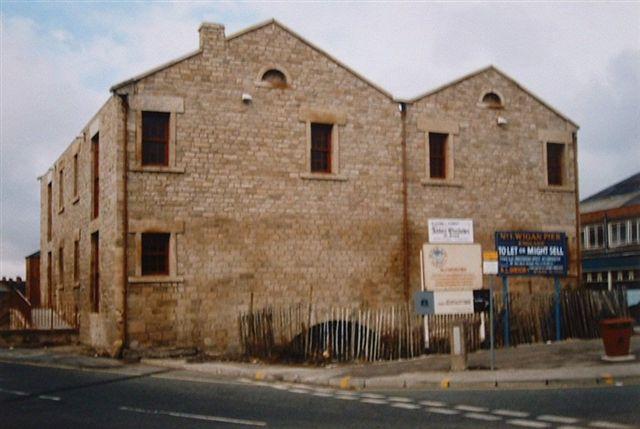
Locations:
482;250;498;370
495;231;569;346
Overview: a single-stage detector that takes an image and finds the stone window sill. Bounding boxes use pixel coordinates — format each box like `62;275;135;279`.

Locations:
299;173;348;182
72;195;80;205
128;275;184;284
539;185;574;193
130;166;185;174
421;179;463;188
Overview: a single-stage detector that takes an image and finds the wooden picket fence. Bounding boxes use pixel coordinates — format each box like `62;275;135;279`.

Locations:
238;289;629;363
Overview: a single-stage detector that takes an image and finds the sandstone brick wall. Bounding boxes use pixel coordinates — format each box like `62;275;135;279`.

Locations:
39;96;125;354
404;68;579;294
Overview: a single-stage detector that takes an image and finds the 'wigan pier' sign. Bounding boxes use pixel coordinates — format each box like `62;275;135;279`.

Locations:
495;231;568;276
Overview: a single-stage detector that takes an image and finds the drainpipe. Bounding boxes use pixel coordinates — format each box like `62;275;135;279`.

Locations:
400;102;410;302
117;93;130;354
572;131;581;288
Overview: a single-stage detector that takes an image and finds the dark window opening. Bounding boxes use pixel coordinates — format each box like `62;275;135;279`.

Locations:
547;142;564;186
141;233;170;276
47;182;52;241
482;92;502;108
58;169;64;209
92;133;100;219
429;132;447;179
73;240;79;282
47;252;52;306
91;232;100;313
58;247;64;289
73;153;78;197
311;123;332;173
261;69;287;87
142;112;170;166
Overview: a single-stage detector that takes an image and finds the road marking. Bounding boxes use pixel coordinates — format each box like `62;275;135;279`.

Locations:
271;384;289;390
589;422;635;429
557;426;587;429
493;409;530;418
334;395;358;401
538;415;580;424
387;396;412;403
420;400;446;407
426;407;459;415
361;398;388;405
38;395;61;401
287;388;309;394
507;419;551;428
311;392;332;398
455;405;488;412
0;387;29;396
360;393;385;399
119;406;267;427
464;412;502;421
391;403;421;410
312;387;334;394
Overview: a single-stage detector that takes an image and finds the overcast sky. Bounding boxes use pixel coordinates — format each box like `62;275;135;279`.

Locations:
1;2;639;277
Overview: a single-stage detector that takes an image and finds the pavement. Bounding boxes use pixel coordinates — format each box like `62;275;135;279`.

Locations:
2;336;638;391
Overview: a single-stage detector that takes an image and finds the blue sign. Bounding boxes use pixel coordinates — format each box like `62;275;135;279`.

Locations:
495;231;568;276
628;289;640;325
414;291;434;315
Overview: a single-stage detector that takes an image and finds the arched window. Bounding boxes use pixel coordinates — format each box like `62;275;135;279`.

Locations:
481;91;503;108
261;69;287;87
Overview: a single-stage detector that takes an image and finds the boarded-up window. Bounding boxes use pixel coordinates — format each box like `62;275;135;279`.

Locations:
429;133;447;179
141;233;170;276
92;133;100;219
142;112;170;166
91;232;99;313
311;123;332;173
547;143;564;186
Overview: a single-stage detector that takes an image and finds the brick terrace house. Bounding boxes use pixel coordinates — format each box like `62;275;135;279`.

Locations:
38;20;580;356
580;172;640;290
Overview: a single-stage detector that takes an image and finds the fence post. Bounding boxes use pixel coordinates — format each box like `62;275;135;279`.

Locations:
555;277;562;341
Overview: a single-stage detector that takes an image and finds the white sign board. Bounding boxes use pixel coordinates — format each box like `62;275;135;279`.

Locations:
422;243;482;291
483;261;498;274
428;219;474;244
434;291;474;314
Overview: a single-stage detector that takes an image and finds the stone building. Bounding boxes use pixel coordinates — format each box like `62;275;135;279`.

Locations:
38;20;580;356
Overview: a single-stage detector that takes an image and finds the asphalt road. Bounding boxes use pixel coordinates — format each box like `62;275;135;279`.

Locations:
1;361;638;428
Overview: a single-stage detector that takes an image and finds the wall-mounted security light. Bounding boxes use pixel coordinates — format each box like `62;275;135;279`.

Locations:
242;93;253;104
497;116;508;126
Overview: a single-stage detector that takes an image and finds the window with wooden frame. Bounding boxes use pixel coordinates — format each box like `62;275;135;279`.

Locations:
47;182;52;241
310;123;333;173
73;153;79;199
90;232;100;313
546;142;564;186
141;233;170;276
428;132;447;179
583;224;604;250
58;246;64;289
58;168;64;210
92;133;100;219
73;239;79;282
142;112;170;166
47;251;52;305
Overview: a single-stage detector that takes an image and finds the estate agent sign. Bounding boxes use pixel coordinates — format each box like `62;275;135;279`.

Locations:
495;231;568;276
